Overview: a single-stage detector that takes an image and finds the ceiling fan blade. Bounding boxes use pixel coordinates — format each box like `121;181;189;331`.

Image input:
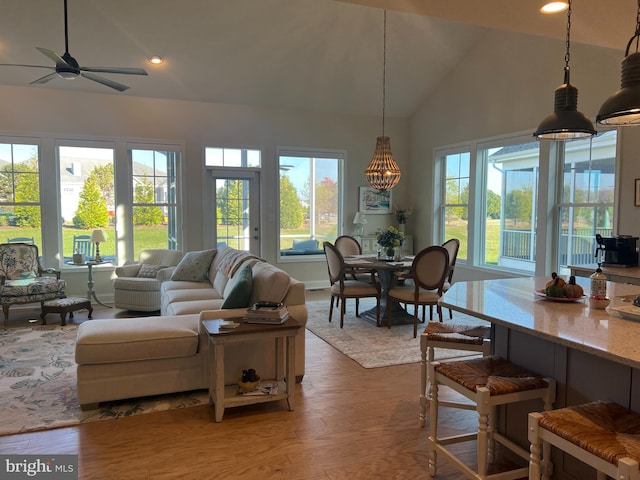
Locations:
81;72;129;92
0;64;54;70
35;47;68;66
30;73;59;85
81;66;148;76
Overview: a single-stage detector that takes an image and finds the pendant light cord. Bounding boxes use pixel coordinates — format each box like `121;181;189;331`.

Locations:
563;0;572;85
381;10;387;137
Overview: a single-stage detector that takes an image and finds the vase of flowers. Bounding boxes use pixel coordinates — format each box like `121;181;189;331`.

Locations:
395;206;413;234
376;226;405;259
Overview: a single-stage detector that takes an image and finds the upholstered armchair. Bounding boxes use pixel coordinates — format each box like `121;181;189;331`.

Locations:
0;242;66;326
112;249;183;311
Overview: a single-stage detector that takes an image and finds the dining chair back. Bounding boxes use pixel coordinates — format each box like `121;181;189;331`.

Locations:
322;241;380;328
334;235;362;256
386;245;449;337
441;238;460;319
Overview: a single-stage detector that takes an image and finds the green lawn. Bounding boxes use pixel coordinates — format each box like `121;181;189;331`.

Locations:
1;226;170;260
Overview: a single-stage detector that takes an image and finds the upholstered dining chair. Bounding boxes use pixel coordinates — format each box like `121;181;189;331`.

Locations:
441;238;460;319
386;245;449;337
323;241;381;328
334;235;375;283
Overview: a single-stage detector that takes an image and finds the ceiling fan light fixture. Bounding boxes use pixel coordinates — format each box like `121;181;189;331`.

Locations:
534;0;595;140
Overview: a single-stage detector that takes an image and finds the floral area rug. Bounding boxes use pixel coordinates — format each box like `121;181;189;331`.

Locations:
0;324;207;436
305;299;489;368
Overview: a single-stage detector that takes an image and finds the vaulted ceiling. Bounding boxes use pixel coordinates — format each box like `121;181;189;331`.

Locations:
0;0;636;117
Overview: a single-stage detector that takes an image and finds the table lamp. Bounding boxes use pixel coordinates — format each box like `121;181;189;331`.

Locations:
352;212;367;236
91;229;107;262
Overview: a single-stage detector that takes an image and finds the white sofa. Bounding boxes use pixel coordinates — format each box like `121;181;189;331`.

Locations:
75;245;307;408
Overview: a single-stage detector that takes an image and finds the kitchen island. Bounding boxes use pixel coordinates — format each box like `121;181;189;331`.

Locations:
439;276;640;479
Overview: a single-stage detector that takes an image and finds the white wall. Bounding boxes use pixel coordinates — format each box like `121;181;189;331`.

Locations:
0;85;409;296
408;29;640;281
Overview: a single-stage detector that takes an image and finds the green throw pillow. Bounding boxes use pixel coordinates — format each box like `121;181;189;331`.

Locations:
170;249;216;282
221;264;253;309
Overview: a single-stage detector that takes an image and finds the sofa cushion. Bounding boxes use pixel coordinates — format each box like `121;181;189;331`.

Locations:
249;262;291;305
221;263;253;309
75;316;199;364
137;264;166;278
170;249;216;282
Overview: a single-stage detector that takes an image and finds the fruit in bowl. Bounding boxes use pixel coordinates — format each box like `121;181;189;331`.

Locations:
589;295;610;310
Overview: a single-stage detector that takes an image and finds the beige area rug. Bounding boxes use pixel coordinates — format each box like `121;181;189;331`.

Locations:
305;299;490;368
0;324;207;436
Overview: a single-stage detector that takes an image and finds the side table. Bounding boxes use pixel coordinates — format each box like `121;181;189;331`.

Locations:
66;261;112;308
202;317;301;422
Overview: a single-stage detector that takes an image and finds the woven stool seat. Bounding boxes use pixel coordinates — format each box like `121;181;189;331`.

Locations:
435;355;549;396
419;322;492;427
529;401;640;479
424;321;491;345
429;356;555;479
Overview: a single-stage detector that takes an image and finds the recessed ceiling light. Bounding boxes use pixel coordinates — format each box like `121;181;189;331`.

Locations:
147;55;164;65
540;2;569;14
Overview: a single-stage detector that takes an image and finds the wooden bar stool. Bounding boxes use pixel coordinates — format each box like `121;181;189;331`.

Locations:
428;356;556;479
419;321;492;426
528;401;640;480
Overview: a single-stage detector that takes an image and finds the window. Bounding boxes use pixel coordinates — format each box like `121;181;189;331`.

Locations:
205;147;261;168
58;145;115;263
131;148;179;254
482;140;540;271
435;130;617;275
442;152;470;261
558;131;616;269
278;148;343;258
0;141;42;247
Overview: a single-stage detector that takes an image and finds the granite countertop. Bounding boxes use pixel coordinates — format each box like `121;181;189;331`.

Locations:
440;276;640;369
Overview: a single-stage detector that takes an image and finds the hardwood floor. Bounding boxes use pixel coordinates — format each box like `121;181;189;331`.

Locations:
0;294;526;479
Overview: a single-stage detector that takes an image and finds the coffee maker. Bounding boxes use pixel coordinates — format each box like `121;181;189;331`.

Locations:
595;234;639;267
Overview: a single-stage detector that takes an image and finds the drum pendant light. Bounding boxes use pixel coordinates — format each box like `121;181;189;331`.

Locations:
534;0;596;140
597;0;640;126
365;10;401;191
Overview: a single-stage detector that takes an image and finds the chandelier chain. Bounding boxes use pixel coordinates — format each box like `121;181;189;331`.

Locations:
382;9;387;137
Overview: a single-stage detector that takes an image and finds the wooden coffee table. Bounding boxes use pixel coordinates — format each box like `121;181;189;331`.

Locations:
201;317;301;422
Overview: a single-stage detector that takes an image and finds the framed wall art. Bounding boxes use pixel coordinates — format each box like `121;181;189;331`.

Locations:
359;186;392;214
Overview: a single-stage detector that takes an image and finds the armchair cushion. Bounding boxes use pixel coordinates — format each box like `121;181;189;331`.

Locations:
170;249;216;282
137;264;167;278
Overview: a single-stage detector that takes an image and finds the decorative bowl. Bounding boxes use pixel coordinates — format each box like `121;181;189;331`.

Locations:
238;375;260;393
589;296;610;310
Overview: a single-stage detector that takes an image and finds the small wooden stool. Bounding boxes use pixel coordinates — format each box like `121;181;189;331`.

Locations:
419;321;492;426
428;355;556;479
41;297;93;326
529;401;640;480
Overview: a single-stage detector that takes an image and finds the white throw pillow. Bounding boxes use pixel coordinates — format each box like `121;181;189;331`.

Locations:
170;249;216;282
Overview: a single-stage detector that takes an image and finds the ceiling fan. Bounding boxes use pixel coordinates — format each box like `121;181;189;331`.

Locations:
0;0;148;92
